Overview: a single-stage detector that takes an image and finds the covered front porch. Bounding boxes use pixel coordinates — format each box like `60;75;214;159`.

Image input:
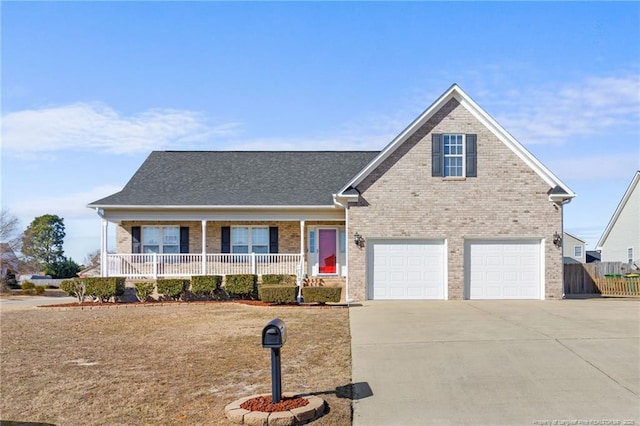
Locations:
96;207;350;281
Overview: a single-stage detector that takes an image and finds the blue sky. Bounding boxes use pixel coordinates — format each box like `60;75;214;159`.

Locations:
2;1;639;263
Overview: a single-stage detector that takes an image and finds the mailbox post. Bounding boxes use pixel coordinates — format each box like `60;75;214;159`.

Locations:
261;318;287;403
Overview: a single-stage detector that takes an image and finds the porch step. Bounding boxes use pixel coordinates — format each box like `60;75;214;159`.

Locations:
302;276;346;288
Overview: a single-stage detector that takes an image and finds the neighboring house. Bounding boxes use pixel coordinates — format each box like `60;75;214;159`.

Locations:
596;171;639;265
0;243;19;278
88;84;576;301
563;232;586;263
585;250;601;263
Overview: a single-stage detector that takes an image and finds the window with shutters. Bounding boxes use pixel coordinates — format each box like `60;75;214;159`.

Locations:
443;134;464;177
232;227;269;253
141;226;180;253
432;133;477;178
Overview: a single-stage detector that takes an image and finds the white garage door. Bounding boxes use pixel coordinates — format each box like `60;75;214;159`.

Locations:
369;241;445;300
466;240;542;300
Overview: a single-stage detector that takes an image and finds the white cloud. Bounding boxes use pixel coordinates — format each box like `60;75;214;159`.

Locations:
493;74;640;145
545;153;640;182
1;103;242;156
9;184;122;223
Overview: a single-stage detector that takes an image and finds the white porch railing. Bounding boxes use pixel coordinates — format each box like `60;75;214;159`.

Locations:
106;253;303;278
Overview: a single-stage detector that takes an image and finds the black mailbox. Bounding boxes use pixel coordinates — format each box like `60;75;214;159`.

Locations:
262;318;287;348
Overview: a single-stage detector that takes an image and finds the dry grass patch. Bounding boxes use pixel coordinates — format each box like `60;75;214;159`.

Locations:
1;303;352;425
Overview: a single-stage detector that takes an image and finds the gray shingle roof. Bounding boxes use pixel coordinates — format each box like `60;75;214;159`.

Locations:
89;151;378;207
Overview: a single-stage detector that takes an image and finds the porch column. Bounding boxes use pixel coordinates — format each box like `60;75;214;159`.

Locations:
201;220;207;275
299;220;305;268
101;219;108;277
298;220;305;301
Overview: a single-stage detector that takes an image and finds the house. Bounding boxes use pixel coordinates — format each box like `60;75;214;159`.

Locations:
585;250;601;263
596;171;640;265
563;232;586;263
88;84;576;301
0;243;19;278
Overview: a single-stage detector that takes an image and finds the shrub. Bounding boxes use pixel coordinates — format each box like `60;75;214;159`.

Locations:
258;285;297;304
261;274;297;286
191;275;223;299
156;279;189;301
225;274;258;299
21;281;36;295
84;277;126;303
302;286;342;304
60;278;86;304
34;285;46;295
261;274;298;285
134;282;155;302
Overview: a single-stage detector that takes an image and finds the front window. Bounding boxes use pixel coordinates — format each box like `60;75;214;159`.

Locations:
142;226;179;253
574;246;583;258
443;134;464;177
232;227;269;253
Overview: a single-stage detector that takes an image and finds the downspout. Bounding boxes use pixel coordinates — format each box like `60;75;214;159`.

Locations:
555;198;572;299
345;204;352;304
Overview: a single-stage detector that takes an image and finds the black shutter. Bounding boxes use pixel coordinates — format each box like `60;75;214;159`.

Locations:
132;226;141;254
269;227;279;254
432;134;442;177
466;134;477;177
180;227;189;253
221;226;231;253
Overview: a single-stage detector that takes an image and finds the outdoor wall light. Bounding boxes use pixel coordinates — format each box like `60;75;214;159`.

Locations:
354;232;365;248
553;231;562;248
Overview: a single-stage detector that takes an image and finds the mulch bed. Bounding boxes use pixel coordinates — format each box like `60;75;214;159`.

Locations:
37;299;345;309
240;395;309;413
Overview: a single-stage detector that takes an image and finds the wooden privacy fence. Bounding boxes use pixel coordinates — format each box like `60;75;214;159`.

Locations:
564;262;640;296
594;277;640;297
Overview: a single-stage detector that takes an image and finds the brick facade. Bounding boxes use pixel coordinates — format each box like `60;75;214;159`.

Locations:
347;99;563;301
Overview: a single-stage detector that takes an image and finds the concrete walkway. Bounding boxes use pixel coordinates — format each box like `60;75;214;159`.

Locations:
350;299;640;426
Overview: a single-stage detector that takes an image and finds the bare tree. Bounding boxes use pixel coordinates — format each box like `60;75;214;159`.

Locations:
0;209;22;252
83;249;101;269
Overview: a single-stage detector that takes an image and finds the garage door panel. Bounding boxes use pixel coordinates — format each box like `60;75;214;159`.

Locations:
466;240;542;300
370;241;445;300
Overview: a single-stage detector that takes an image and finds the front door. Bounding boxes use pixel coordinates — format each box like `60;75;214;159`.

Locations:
318;229;337;274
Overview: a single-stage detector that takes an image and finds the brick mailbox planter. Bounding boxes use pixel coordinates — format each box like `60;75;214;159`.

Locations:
224;393;326;425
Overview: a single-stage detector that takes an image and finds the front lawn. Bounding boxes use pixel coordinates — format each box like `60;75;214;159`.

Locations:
0;303;352;425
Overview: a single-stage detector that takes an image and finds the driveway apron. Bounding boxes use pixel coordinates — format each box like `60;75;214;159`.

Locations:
349;300;640;426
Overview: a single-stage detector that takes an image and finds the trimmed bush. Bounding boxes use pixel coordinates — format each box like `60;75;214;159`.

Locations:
134;282;155;302
21;281;36;295
225;274;258;299
156;279;189;301
261;274;297;286
259;285;297;304
302;286;342;304
191;275;223;299
60;278;86;304
20;281;45;295
84;277;126;302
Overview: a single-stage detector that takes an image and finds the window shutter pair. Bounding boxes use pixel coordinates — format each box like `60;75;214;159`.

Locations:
431;134;477;177
130;226;189;253
220;226;278;253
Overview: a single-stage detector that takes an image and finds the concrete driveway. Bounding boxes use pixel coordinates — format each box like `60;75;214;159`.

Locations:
0;295;75;312
350;299;640;426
